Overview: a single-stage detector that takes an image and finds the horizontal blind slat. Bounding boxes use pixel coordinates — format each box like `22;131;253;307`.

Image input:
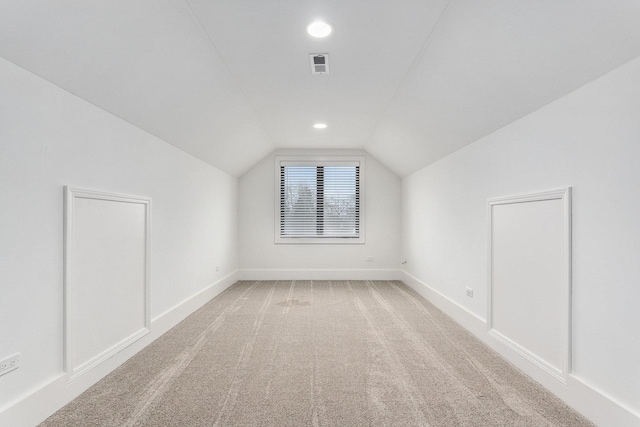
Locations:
280;164;359;238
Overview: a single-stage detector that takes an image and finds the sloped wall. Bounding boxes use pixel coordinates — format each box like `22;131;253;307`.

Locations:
0;57;238;426
401;56;640;426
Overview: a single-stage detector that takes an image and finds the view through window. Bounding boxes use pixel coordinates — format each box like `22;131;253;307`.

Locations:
278;160;362;242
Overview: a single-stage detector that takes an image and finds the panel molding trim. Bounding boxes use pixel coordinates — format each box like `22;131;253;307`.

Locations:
487;188;572;383
64;187;152;382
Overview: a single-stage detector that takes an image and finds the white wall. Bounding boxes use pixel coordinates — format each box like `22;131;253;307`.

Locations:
238;150;401;279
0;57;238;425
3;34;638;427
401;56;640;426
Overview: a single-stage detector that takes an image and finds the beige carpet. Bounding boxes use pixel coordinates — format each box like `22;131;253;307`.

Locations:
41;280;593;426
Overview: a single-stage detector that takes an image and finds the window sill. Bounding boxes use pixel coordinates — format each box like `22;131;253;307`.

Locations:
275;236;365;245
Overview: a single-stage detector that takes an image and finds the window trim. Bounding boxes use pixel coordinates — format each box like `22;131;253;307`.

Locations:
274;155;366;244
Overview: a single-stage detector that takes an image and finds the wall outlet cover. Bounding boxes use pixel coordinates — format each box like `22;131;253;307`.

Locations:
0;353;20;376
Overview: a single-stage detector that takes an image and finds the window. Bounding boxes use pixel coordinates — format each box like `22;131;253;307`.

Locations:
275;156;365;244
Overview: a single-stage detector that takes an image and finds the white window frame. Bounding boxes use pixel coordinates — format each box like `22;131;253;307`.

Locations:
274;155;365;244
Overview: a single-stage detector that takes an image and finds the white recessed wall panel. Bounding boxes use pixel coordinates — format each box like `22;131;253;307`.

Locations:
488;191;571;381
65;188;151;381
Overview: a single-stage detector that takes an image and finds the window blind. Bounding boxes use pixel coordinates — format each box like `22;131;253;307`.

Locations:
280;162;360;238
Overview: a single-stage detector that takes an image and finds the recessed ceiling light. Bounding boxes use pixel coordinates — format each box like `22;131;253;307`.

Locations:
313;123;328;129
307;21;332;38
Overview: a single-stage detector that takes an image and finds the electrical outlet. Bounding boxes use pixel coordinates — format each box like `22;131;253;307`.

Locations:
365;257;374;262
215;265;220;272
465;287;473;298
0;353;20;377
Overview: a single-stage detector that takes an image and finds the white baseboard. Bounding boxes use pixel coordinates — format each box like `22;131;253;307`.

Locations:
6;270;637;427
238;268;402;281
0;271;239;427
401;271;486;336
151;271;238;332
401;271;640;427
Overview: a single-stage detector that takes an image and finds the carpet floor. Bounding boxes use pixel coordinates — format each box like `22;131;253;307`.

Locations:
41;280;593;426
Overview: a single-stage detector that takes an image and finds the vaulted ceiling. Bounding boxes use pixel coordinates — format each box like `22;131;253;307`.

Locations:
1;1;640;177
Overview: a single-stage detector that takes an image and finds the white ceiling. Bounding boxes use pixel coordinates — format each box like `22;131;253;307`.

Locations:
1;1;640;177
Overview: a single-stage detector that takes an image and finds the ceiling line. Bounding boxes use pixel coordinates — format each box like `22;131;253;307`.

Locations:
182;0;277;151
361;0;455;149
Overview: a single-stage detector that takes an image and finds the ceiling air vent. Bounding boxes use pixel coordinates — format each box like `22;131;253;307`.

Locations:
310;54;329;74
